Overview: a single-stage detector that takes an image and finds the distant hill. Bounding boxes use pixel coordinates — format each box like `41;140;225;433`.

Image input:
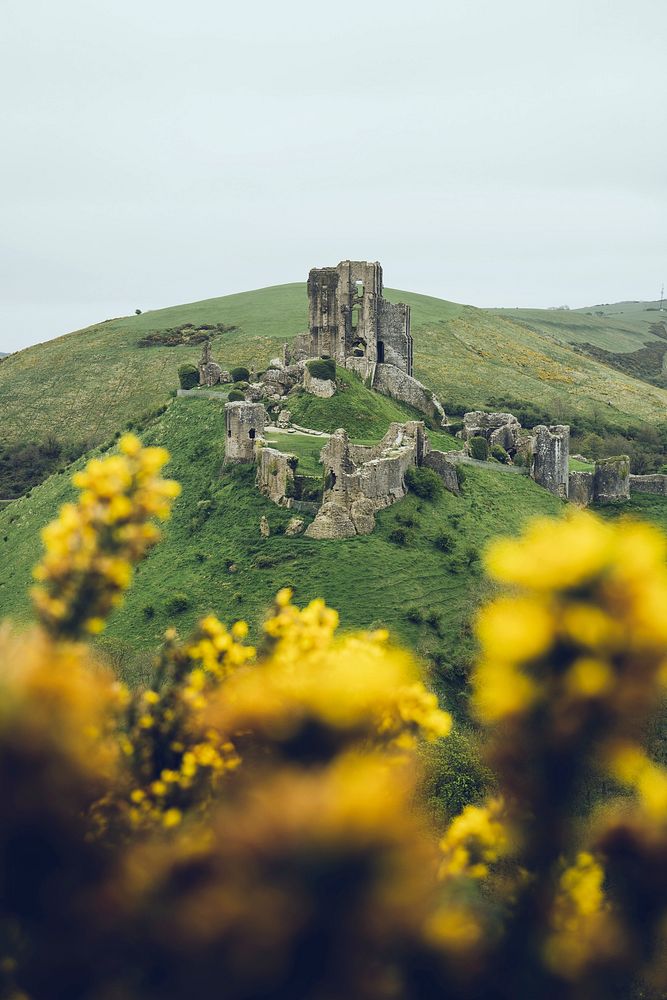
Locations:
3;285;667;458
491;301;667;388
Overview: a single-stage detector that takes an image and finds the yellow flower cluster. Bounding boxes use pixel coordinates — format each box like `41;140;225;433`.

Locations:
473;511;667;726
608;743;667;821
121;614;254;828
208;588;452;755
32;434;180;638
545;853;618;979
438;797;509;880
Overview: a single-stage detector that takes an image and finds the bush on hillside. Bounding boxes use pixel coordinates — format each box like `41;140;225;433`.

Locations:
404;466;443;501
388;527;409;546
468;436;489;461
307;358;336;381
231;366;250;383
228;389;245;402
434;530;455;553
178;364;199;390
490;443;509;464
165;592;190;615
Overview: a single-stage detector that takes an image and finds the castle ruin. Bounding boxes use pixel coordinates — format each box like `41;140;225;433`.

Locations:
304;260;413;374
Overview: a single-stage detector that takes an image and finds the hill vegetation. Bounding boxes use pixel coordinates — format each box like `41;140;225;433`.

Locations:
0;392;564;696
4;285;667;462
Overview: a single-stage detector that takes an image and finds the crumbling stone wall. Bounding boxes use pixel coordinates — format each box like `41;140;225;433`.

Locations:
531;425;569;499
594;456;630;502
256;447;296;505
422;451;460;495
462;412;522;455
568;471;594;506
303;366;335;398
306;260;413;374
629;474;667;495
224;401;267;464
372;364;447;427
305;422;426;540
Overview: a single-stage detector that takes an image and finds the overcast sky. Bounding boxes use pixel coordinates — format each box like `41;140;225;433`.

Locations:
1;0;666;353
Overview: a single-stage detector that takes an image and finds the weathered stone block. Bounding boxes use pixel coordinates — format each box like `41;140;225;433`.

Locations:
531;425;569;498
285;517;305;536
568;471;594;506
303;366;336;398
422;451;460;495
594;456;630;502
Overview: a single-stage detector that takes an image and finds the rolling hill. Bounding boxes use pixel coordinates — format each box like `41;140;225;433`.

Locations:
0;382;564;693
3;286;667;464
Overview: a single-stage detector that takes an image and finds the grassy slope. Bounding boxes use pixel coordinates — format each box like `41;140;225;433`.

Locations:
490;302;665;354
4;286;667;454
0;396;565;697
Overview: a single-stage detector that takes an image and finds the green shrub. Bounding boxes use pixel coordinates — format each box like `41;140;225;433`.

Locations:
404;466;443;501
513;453;526;468
228;389;245;402
177;364;199;390
231;380;250;391
406;606;424;625
231;366;250;382
165;593;190;614
434;531;455;553
307;358;336;381
389;527;409;546
142;605;155;620
468;436;489;461
490;443;509;464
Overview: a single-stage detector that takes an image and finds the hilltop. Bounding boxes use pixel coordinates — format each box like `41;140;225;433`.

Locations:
3;285;667;466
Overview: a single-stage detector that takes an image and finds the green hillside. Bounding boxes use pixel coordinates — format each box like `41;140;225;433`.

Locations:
3;285;667;463
0;390;564;693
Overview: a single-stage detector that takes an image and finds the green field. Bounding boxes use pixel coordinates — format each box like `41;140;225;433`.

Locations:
3;285;667;460
0;394;566;696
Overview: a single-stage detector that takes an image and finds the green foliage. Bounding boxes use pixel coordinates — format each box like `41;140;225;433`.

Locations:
406;606;424;625
228;389;245;402
434;530;455;553
177;364;199;390
388;527;409;546
420;728;492;822
469;436;489;461
307;358;336;381
490;443;509;463
165;592;190;614
404;466;443;501
230;366;250;383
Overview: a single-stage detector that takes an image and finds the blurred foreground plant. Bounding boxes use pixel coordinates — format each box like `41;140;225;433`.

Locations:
1;445;666;1000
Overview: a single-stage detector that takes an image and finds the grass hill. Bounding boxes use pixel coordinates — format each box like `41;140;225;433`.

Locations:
3;286;667;466
0;386;564;699
491;301;667;389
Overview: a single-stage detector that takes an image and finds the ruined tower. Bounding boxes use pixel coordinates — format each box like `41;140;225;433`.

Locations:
306;261;413;374
224;401;267;463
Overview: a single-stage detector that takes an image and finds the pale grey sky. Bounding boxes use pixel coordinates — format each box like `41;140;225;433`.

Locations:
1;0;666;352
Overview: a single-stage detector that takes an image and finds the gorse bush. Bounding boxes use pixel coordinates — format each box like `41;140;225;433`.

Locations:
230;366;250;383
1;444;667;1000
405;465;443;500
227;389;245;401
490;443;509;463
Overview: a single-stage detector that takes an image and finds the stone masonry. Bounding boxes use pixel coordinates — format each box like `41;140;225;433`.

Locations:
531;425;570;499
224;401;267;463
304;260;413;374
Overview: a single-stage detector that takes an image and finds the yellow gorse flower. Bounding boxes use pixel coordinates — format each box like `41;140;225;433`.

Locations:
32;434;180;638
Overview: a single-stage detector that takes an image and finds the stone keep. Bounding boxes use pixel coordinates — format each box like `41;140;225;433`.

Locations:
531;425;569;498
305;260;413;374
224;401;267;463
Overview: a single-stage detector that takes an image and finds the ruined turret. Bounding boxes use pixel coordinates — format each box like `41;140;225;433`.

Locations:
531;425;569;499
224;401;267;464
